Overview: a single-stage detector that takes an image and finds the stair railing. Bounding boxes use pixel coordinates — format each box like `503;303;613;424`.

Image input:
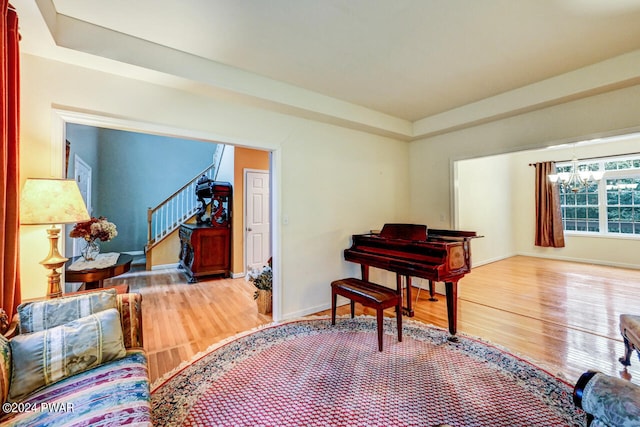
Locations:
146;164;215;250
145;145;225;270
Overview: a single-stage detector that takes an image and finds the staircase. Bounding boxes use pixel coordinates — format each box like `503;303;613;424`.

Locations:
145;145;225;269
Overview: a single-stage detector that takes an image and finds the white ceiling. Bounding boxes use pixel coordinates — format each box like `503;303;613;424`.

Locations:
12;0;640;140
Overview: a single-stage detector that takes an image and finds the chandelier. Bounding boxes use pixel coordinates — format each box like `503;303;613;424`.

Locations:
548;157;604;193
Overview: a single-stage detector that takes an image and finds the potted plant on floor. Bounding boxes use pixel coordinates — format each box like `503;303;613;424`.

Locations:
248;258;272;314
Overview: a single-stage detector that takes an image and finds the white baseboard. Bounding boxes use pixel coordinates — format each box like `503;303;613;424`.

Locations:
473;253;517;268
516;251;640;270
282;303;334;320
151;263;180;270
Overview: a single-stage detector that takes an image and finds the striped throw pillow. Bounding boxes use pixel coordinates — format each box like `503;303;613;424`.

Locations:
17;289;117;334
8;308;126;402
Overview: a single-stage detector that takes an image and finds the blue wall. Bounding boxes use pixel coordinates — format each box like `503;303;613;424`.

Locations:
66;123;218;254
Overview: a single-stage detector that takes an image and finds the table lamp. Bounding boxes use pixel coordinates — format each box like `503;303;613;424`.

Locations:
20;178;91;298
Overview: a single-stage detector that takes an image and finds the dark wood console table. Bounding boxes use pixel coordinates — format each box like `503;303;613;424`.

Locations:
65;254;133;290
177;181;232;283
178;224;231;282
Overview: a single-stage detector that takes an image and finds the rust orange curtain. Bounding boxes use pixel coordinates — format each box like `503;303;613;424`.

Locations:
1;1;21;317
534;162;565;248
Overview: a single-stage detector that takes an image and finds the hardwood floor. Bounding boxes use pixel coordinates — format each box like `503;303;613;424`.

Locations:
105;268;273;384
105;256;640;386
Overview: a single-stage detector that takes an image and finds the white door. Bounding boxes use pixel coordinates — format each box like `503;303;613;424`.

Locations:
245;170;270;272
73;155;92;257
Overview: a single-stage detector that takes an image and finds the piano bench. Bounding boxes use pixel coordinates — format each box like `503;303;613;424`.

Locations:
331;277;402;351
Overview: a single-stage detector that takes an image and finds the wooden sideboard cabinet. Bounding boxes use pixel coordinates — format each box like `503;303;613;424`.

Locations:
178;180;232;283
179;224;231;282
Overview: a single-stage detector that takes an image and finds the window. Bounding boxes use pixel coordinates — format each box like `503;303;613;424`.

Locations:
556;155;640;237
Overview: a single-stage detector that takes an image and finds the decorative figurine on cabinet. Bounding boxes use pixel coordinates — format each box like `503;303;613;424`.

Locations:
179;178;232;282
195;175;230;226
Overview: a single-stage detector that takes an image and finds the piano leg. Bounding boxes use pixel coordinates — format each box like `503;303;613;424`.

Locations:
445;281;458;342
398;274;415;317
406;276;414;317
428;280;438;301
331;289;337;325
361;265;369;282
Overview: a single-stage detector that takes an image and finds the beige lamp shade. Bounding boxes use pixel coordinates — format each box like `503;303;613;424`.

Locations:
20;178;91;225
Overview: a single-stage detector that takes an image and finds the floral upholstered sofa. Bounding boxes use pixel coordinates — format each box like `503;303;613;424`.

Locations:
574;370;640;427
0;289;151;426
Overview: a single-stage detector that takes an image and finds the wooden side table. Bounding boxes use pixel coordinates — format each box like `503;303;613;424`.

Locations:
65;283;130;296
65;254;133;290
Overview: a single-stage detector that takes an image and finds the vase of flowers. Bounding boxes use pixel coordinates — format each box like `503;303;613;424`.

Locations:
69;216;118;261
247;260;272;314
80;239;101;261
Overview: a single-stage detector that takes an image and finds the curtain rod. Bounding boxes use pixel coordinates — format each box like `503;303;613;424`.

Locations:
528;151;640;167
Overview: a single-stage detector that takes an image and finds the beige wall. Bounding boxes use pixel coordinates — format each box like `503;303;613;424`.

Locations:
19;54;410;320
455;136;640;270
455;153;517;265
511;136;640;269
20;50;639;313
412;84;640;270
147;228;180;268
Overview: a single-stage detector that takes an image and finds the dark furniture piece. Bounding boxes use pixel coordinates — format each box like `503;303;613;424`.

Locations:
179;224;231;282
64;254;133;290
331;277;402;351
343;223;478;340
179;181;232;283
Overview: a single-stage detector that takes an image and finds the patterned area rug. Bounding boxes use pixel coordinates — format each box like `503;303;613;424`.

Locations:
151;317;587;426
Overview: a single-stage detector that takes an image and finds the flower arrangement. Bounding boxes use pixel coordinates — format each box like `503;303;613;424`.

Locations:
247;260;273;300
69;216;118;242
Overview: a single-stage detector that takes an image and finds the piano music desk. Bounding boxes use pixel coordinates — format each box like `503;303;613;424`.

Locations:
331;277;402;351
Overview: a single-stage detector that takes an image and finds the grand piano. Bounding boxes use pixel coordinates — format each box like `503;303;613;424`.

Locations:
344;223;479;339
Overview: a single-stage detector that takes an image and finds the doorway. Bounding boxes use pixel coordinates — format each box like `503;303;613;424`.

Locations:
245;169;271;271
55;110;281;321
72;154;92;258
